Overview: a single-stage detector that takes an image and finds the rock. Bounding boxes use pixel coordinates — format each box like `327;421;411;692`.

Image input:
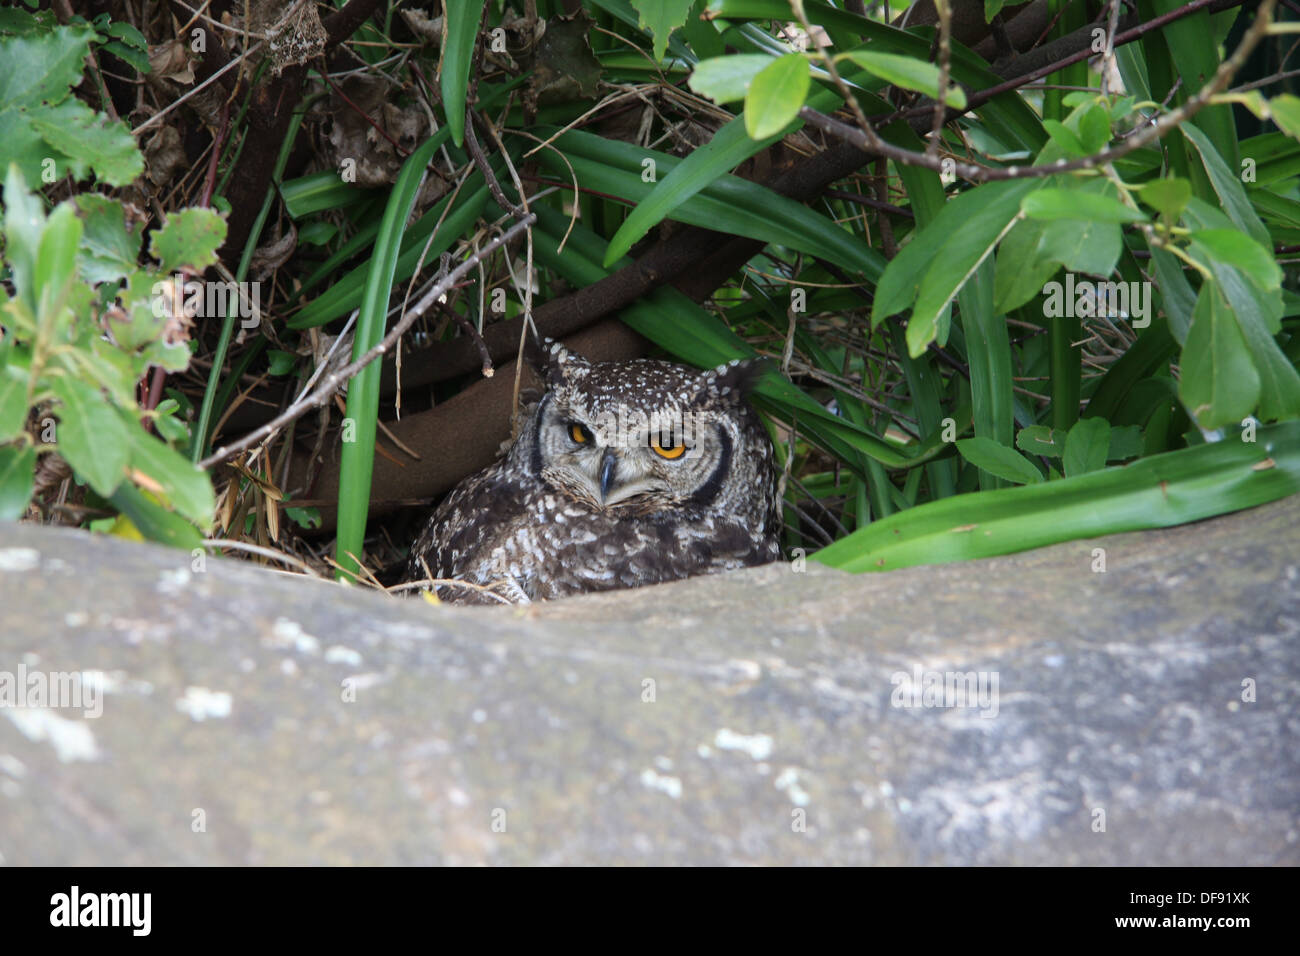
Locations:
1;495;1297;864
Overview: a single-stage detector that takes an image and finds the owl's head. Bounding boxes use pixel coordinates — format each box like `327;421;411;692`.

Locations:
522;339;772;515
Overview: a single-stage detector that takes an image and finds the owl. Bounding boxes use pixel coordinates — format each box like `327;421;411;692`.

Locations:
404;339;782;604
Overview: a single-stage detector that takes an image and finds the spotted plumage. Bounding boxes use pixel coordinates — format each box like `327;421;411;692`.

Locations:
404;339;782;604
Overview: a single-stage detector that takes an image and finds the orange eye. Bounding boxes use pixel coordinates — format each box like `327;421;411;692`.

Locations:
651;435;686;460
569;422;592;444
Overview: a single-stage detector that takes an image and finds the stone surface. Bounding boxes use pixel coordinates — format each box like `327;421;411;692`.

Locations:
0;495;1297;865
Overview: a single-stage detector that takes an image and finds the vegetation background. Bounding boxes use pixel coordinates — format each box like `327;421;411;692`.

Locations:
1;0;1297;588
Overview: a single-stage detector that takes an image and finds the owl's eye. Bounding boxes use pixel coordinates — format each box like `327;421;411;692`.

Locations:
651;435;686;460
568;422;593;444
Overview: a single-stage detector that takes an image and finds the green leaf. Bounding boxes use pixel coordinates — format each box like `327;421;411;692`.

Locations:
0;443;35;521
814;422;1300;573
1040;119;1086;158
1187;229;1282;290
1138;177;1192;219
1076;104;1111;154
688;53;772;103
50;376;130;496
540;130;884;280
601;113;789;268
1062;416;1110;477
107;481;203;550
75;194;141;283
267;349;296;376
149;207;226;274
1180;122;1271;249
1022;188;1146;222
1108;425;1144;462
28;96;142;186
0;23;92;108
1016;424;1067;457
631;0;695;62
744;54;810;141
125;420;215;526
840;50;967;109
34;201;81;314
1179;282;1260;429
1268;94;1300;139
985;0;1008;22
439;0;485;146
876;180;1041;356
4;164;44;311
0;344;30;442
993;217;1057;313
956;436;1044;485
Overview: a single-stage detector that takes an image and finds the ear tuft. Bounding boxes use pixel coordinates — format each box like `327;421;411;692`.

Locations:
696;356;770;404
524;335;588;386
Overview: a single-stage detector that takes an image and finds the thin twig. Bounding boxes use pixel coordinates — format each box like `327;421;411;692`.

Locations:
199;215;535;469
800;0;1278;184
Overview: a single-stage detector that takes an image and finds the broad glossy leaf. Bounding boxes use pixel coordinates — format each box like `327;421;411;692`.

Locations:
840;50;966;109
1180;122;1270;248
0;443;34;521
689;53;772;103
1187;229;1282;290
1062;417;1110;477
957;436;1043;485
1179;282;1260;429
744;54;811;141
1022;189;1146;222
50;376;130;496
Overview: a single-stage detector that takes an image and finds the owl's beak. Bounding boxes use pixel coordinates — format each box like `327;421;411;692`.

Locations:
598;447;619;502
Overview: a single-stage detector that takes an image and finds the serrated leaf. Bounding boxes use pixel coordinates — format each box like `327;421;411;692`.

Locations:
75;194;141;283
744;54;810;140
689;53;771;104
0;443;35;521
840;50;967;109
29;96;143;185
631;0;695;62
50;376;130;496
1062;417;1109;477
149;207;226;273
0;24;92;108
1016;424;1067;457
